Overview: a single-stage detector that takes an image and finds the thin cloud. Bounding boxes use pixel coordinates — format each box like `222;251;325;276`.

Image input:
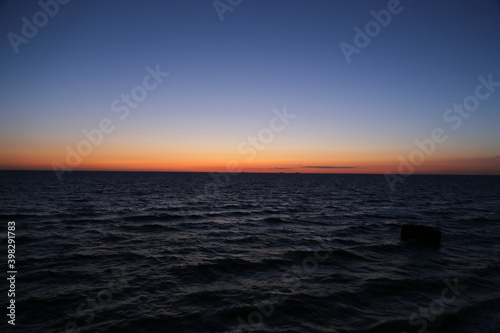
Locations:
301;166;357;169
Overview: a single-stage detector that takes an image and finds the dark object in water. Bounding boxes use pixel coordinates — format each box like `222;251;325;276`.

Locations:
401;224;441;246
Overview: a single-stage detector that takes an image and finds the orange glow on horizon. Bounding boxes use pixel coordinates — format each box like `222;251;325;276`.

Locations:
1;155;498;175
1;141;498;175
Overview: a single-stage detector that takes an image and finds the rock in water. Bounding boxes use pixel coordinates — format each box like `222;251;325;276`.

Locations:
400;224;441;246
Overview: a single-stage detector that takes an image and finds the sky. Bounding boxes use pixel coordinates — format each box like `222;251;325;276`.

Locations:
1;0;499;175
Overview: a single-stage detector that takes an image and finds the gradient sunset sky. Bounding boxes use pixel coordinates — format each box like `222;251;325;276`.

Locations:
1;0;499;174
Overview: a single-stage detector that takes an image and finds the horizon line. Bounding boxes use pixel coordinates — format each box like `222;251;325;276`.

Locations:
0;169;499;177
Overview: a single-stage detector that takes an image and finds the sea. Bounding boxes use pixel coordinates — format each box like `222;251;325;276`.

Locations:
1;171;499;333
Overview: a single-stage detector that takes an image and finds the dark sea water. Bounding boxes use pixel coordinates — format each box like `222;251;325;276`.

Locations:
1;171;500;333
